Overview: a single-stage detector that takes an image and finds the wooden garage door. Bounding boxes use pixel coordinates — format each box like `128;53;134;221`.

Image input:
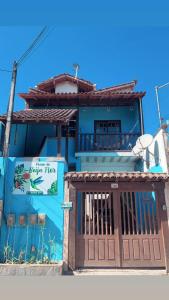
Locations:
120;191;165;267
75;189;165;268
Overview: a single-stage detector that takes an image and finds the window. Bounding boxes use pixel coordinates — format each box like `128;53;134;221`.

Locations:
61;116;76;137
94;120;121;134
94;120;121;150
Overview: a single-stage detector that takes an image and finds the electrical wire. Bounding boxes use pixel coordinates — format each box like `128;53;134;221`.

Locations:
0;26;54;75
0;68;11;73
17;26;56;67
17;26;48;66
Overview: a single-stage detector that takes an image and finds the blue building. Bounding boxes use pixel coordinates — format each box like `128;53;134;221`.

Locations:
0;73;169;272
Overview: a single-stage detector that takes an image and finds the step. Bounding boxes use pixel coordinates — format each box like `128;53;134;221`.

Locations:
73;268;167;276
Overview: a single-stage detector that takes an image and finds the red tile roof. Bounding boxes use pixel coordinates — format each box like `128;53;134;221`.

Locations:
18;74;146;106
65;172;168;182
95;80;137;93
19;91;145;100
0;109;77;124
36;73;95;93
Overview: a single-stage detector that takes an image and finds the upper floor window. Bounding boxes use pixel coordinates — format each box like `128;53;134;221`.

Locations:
94;120;121;134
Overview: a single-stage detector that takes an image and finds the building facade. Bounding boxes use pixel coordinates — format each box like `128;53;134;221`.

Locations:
0;73;169;271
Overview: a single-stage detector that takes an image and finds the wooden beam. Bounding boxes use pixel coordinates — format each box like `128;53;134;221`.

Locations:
24;124;28;155
157;182;169;273
57;124;62;157
65;125;68;163
68;184;76;270
63;180;70;272
75;111;79;152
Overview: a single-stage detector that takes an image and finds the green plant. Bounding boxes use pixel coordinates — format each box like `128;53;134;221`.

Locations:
18;250;25;263
3;245;12;263
47;181;57;194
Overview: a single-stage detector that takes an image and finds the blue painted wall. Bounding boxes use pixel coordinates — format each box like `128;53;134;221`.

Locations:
9;125;27;157
79;104;140;134
25;124;56;156
1;103;142;174
8;124;57;157
40;137;76;165
0;157;65;263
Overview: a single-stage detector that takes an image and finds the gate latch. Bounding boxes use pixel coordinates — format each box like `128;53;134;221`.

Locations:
62;202;73;210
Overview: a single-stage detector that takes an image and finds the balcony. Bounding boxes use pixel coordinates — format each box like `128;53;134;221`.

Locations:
78;133;140;152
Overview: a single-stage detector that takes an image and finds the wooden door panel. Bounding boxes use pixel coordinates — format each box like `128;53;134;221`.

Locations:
120;191;165;268
76;191;120;268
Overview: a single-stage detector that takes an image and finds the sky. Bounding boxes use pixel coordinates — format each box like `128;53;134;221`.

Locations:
0;25;169;135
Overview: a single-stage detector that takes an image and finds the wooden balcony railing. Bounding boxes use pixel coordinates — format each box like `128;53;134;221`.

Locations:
79;133;140;152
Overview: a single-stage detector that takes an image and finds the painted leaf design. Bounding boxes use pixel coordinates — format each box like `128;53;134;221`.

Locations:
47;181;57;194
15;164;25;174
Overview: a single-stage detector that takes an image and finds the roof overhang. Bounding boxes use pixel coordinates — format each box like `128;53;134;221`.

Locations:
65;172;168;182
19;92;145;107
0;109;77;124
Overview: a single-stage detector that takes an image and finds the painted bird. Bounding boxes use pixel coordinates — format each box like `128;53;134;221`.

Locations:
30;176;44;190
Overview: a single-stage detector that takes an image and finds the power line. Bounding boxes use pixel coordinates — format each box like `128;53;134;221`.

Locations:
1;26;55;73
0;68;12;73
17;26;48;66
2;26;55;158
20;26;56;66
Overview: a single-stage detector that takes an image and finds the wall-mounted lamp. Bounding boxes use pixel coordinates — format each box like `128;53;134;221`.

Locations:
29;214;37;225
19;215;26;226
7;214;15;227
38;214;46;226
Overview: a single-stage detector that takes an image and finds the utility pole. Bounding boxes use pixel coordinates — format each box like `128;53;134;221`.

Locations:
155;81;169;128
155;86;162;128
3;61;17;157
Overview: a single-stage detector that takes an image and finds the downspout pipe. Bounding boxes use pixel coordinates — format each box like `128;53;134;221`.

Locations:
139;97;144;135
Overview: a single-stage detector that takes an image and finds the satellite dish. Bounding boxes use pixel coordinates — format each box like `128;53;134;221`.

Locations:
132;144;143;155
136;134;153;150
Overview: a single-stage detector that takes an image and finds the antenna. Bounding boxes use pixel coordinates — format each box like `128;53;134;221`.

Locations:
73;63;80;78
136;134;153;150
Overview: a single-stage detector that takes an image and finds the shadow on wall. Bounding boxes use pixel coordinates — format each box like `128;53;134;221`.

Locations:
146;140;163;173
0;157;64;263
154;140;160;166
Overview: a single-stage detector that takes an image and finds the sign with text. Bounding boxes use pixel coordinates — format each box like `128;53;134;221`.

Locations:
111;183;118;189
13;161;58;195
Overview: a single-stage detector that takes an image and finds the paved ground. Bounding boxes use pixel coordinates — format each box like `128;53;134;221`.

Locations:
0;275;169;300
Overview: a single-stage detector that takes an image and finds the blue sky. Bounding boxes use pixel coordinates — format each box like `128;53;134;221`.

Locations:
0;26;169;134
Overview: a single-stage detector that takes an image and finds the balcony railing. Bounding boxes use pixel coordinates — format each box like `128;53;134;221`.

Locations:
79;133;140;152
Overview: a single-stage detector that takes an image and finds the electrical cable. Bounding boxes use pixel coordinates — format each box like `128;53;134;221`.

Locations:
0;68;11;73
17;26;48;66
18;26;56;67
0;26;54;77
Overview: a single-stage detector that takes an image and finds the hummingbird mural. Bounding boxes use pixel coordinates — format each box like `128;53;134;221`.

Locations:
30;176;44;190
